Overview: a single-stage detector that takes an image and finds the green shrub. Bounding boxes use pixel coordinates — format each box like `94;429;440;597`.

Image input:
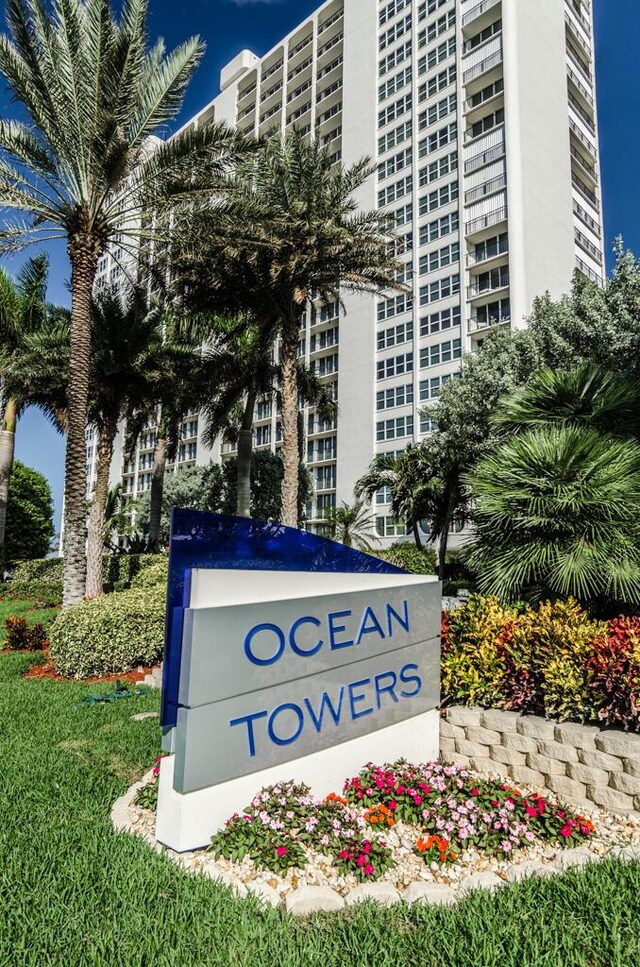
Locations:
49;584;166;678
375;543;437;574
102;553;166;593
129;559;168;589
5;558;63;605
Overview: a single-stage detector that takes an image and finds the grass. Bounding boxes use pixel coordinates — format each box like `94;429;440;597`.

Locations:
1;651;639;967
0;595;58;642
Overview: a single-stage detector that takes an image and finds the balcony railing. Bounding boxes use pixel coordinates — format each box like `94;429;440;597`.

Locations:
465;172;506;204
461;0;500;28
565;12;591;56
468;312;510;333
567;64;594;106
573;199;600;236
467;277;509;299
463;47;503;85
569;118;596;155
572;175;599;209
575;255;602;286
568;91;595;132
465;205;507;236
467;244;508;266
464;140;505;174
575;227;602;263
570;144;597;181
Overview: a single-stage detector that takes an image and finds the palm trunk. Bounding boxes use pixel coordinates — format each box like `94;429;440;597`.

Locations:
280;322;300;528
438;522;449;582
237;391;257;518
85;421;115;599
148;422;168;551
0;397;18;550
63;239;99;607
412;519;423;550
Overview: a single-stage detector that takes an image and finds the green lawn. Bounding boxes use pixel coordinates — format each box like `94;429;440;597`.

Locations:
1;651;639;967
0;596;58;641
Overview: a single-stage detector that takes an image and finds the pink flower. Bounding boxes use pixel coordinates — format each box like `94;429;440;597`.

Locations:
357;855;366;867
364;863;374;876
338;849;350;859
388;801;398;811
526;806;538;817
275;846;288;856
502;841;512;852
560;826;572;838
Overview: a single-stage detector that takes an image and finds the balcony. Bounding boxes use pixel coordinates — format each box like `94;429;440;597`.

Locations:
569;118;596;156
464;172;506;204
570;144;597;182
467;243;508;268
575;227;602;263
568;91;595;134
463;47;503;85
464;139;505;174
575;255;603;286
573;198;600;236
572;174;599;210
462;0;500;28
467;276;509;299
465;205;507;237
565;12;591;56
567;63;594;107
468;311;510;334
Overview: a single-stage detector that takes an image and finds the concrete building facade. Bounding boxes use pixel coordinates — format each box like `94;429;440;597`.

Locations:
89;0;604;542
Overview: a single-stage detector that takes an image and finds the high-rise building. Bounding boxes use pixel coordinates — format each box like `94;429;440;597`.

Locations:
91;0;603;543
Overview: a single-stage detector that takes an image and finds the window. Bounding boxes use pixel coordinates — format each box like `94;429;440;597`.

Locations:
393;202;413;226
310;327;338;352
419;211;459;245
469;108;504;141
375;516;410;537
379;65;412;102
417;0;448;21
378;120;412;154
418;64;456;103
465;19;502;53
375;486;393;505
378;147;412;180
379;14;412;52
419;338;461;367
419;373;455;400
378;40;412;78
255;425;271;446
417;10;455;49
473;266;509;293
379;92;412;128
419;274;460;305
377;293;413;321
311;353;338;376
468;77;504;110
420;305;461;335
420;414;436;434
316;465;337;490
319;301;340;323
376;352;414;379
418;179;458;216
419;241;460;274
473;297;511;326
376;383;414;410
318;32;343;56
472;232;508;263
317;101;342;124
379;0;411;26
317;493;337;513
417;36;456;75
377;320;413;349
376;415;414;441
256;400;272;420
378;175;412;207
418;93;456;131
418;149;457;186
419;121;457;158
317;79;342;104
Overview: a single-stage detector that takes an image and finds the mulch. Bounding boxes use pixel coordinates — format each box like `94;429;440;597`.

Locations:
7;648;154;685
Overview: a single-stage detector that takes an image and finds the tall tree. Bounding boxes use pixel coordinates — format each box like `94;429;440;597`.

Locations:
0;254;49;549
0;0;245;604
320;499;379;552
5;460;54;562
174;129;401;527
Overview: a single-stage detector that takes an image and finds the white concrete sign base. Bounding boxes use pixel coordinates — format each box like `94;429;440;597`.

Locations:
156;708;440;852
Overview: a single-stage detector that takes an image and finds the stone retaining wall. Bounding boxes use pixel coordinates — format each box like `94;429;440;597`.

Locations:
441;707;640;818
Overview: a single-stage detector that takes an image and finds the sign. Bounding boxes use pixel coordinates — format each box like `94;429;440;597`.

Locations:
156;510;441;851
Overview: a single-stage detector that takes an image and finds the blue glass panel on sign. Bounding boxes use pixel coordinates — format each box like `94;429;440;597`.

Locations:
161;508;405;727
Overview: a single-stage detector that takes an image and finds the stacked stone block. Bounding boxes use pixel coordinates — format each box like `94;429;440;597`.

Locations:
441;707;640;817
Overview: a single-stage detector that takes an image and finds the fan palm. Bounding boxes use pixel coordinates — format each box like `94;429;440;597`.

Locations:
464;425;640;608
495;363;640;438
321;499;379;552
173;129;402;527
0;0;247;603
0;253;49;547
356;446;430;551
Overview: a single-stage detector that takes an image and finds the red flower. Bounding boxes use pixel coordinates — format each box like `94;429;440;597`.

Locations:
526;806;538;817
388;800;398;811
470;788;479;797
275;846;288;856
357;855;366;867
560;826;572;838
364;863;374;876
338;849;350;859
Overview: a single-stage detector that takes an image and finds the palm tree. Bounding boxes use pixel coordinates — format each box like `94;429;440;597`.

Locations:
464;425;640;608
173;129;402;527
0;254;49;549
321;500;379;552
356;447;429;550
0;0;246;604
495;363;640;438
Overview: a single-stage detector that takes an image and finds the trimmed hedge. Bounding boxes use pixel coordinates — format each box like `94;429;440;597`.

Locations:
442;595;640;732
3;553;167;605
375;543;437;574
49;584;166;678
129;559;168;589
102;553;166;592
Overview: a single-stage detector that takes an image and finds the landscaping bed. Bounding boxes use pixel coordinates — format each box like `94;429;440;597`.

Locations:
122;758;640;909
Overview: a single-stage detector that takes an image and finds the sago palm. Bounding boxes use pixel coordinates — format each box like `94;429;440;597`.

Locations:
0;253;49;548
464;425;640;609
174;129;402;527
0;0;246;603
321;499;379;552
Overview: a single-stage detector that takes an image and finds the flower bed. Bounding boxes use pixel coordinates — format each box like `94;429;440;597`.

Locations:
442;596;640;731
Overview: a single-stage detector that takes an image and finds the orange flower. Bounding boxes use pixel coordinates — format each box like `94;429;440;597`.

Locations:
325;793;348;806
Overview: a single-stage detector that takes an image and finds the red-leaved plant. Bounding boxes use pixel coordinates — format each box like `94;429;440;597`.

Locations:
587;617;640;731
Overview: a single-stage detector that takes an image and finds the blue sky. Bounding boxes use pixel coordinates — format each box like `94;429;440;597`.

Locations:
3;0;637;535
